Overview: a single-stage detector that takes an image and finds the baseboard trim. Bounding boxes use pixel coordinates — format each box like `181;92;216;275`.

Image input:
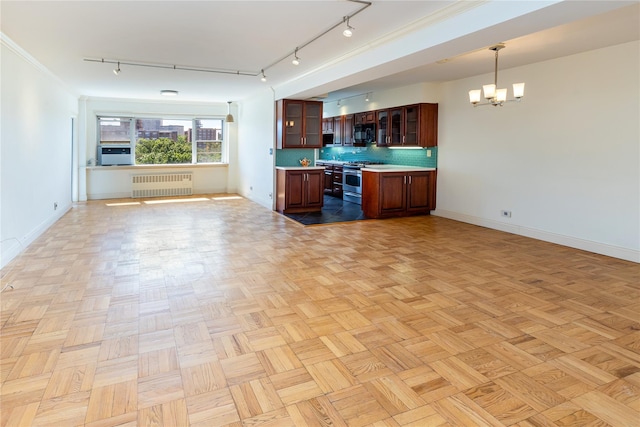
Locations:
432;209;639;263
1;204;72;269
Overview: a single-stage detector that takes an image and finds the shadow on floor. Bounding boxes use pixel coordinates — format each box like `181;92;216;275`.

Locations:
283;195;369;226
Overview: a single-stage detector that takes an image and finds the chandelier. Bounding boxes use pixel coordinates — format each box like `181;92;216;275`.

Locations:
469;44;525;107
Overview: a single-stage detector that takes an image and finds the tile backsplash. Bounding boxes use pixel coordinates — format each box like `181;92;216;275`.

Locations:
275;145;438;168
320;145;437;168
275;149;317;167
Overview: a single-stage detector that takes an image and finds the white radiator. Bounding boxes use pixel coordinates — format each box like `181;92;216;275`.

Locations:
131;173;193;198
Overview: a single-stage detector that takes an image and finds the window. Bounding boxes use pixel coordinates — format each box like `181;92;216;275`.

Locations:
97;116;226;165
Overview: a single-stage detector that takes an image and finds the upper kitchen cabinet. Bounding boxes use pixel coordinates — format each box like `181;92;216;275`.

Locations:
276;99;323;149
354;111;376;125
377;103;438;147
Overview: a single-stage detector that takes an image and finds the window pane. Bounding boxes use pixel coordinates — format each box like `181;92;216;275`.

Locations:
135;119;192;164
99;117;130;144
195;119;223;163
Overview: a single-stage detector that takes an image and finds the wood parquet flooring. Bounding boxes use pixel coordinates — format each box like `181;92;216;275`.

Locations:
1;194;639;426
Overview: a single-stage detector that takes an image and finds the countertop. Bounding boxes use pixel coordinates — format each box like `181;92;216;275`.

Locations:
315;160;347;165
362;165;436;172
275;166;325;171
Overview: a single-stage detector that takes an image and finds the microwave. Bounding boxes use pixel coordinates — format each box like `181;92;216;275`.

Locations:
354;123;376;144
322;133;334;145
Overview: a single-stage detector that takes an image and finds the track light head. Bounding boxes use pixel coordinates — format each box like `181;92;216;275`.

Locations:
260;69;267;82
113;62;121;75
343;16;354;37
292;48;300;66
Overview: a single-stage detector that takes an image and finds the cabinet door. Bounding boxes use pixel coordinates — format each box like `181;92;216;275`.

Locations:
333;116;343;146
305;170;324;208
322;118;333;134
406;172;430;212
389;107;403;145
285;171;306;208
323;167;333;192
403;105;419;146
379;173;407;214
283;100;304;148
303;102;323;148
343;114;354;146
377;110;388;146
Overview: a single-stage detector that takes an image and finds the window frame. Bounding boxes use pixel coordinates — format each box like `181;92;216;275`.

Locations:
97;115;227;166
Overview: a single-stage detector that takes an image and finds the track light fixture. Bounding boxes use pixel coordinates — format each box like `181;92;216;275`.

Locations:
225;101;234;123
343;16;354;37
292;48;300;66
86;0;371;84
365;93;370;102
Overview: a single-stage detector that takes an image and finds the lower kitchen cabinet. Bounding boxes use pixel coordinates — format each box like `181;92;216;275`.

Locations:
276;168;324;213
317;162;343;198
362;170;436;218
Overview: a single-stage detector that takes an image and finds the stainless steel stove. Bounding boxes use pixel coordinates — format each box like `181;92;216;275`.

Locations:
342;161;384;205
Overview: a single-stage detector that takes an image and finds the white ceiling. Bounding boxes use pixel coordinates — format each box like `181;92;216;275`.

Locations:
2;1;638;104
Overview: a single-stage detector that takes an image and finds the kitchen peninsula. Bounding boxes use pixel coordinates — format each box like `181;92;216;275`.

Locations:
362;165;437;219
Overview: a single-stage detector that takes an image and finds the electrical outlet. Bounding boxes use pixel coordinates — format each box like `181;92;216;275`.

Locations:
269;192;273;199
426;149;432;158
54;202;58;210
500;210;512;218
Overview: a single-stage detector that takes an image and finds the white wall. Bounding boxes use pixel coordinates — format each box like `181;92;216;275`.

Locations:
236;89;277;209
435;41;639;262
81;98;236;200
322;82;441;117
1;37;78;268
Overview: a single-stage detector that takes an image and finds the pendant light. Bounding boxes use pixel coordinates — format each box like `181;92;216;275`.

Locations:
225;101;234;123
468;44;525;107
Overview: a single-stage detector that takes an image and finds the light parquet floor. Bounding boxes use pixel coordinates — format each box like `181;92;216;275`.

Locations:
1;194;639;427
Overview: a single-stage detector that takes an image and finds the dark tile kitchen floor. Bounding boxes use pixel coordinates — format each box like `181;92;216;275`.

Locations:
283;194;369;225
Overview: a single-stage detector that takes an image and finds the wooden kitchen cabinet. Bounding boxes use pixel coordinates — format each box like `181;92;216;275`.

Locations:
342;114;354;146
276;169;324;213
332;165;343;197
362;170;436;218
354;111;376;125
327;114;354;146
316;162;343;197
276;99;323;148
376;107;403;146
376;103;438;147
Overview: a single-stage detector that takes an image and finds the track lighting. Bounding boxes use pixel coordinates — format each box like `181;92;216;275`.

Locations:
365;93;370;102
225;101;234;123
292;48;300;66
343;16;354;37
86;0;372;83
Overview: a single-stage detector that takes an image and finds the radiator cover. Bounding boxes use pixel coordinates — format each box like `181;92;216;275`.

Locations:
131;173;193;198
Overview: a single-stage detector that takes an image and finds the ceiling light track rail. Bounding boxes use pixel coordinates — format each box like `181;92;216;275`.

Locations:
260;0;371;73
83;58;258;77
85;0;372;83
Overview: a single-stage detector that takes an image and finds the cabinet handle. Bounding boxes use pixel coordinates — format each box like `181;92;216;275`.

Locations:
404;176;407;184
409;175;412;184
402;136;405;144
